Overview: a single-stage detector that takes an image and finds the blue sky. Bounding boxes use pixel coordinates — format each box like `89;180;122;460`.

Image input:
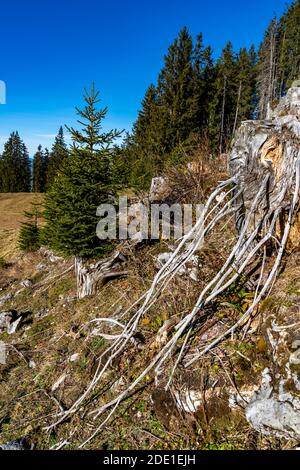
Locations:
0;0;290;155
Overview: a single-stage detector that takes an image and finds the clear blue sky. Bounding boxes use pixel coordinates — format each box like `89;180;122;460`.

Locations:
0;0;290;155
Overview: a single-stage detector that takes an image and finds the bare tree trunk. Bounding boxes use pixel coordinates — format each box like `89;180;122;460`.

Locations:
233;80;242;136
219;75;227;155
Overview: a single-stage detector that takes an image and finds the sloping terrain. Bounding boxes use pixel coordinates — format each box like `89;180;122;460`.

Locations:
0;195;297;450
0;193;43;260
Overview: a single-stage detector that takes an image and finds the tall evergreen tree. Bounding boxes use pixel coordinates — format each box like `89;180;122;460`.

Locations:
0;132;31;192
157;27;199;154
233;45;257;131
32;145;49;192
128;84;165;188
125;27;217;188
46;126;68;189
44;85;121;259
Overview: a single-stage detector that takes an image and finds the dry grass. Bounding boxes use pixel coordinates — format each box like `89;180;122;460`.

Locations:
165;137;228;205
0;177;295;450
0;193;43;260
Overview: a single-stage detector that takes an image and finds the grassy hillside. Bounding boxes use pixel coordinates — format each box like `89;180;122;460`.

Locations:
0;193;43;260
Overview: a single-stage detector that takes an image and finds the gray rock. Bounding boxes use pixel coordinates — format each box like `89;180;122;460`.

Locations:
0;311;17;331
0;293;13;307
34;308;49;319
0;310;22;334
0;438;31;450
20;279;32;288
246;398;300;441
7;316;23;335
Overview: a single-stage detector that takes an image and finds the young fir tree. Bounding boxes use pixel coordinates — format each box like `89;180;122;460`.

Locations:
32;145;49;192
0;132;31;192
44;85;121;259
46;126;68;189
18;200;43;252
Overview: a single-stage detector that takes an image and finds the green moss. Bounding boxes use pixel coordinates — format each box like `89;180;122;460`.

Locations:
0;257;7;269
89;337;106;352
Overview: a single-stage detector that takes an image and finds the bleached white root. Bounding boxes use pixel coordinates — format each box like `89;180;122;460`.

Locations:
45;156;300;447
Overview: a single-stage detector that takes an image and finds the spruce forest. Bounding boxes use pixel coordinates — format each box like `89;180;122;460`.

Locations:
1;1;300;193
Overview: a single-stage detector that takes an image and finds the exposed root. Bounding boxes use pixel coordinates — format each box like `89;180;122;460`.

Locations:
45;149;300;447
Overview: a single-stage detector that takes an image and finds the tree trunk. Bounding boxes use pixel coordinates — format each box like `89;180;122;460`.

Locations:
219;75;227;155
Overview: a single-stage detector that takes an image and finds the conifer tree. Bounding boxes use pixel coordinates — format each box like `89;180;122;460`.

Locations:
0;132;31;192
44;85;121;259
233;46;257;131
157;27;198;154
32;145;49;192
125;27;217;188
18;200;43;252
128;85;165;188
46;126;68;189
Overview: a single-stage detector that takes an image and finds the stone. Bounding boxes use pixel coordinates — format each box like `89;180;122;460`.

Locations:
29;359;37;369
69;353;80;363
20;279;32;288
0;310;17;332
0;292;13;307
7;316;23;335
0;438;31;450
246;398;300;441
51;373;67;392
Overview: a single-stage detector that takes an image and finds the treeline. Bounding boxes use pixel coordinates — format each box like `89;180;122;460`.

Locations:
0;127;68;193
122;0;300;189
14;0;300;261
257;1;300;117
123;28;257;189
2;1;300;196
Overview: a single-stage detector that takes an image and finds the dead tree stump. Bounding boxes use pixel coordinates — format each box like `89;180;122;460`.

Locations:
75;251;127;299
